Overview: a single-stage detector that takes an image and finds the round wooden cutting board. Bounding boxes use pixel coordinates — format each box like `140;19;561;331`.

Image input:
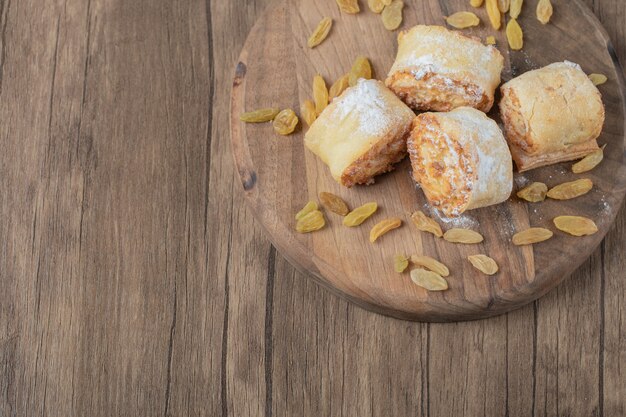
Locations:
230;0;626;321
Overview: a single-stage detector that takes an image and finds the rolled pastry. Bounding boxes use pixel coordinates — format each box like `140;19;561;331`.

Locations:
408;107;513;216
499;61;605;172
386;25;504;113
305;79;415;187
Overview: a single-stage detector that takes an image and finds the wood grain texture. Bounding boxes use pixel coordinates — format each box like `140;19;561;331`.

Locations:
230;0;626;321
0;0;623;416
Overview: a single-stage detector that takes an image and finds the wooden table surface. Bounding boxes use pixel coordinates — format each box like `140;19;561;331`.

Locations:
0;0;624;416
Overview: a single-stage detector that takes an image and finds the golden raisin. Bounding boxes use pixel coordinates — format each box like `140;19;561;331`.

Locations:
319;192;350;216
546;179;593;200
329;74;350;100
553;216;598;236
296;201;318;220
485;36;497;45
240;108;280;123
370;218;402;243
512;228;553;245
471;0;484;7
349;56;372;86
343;202;378;227
300;100;317;127
313;75;329;115
510;0;523;18
307;17;333;48
296;210;325;233
443;228;484;244
517;182;548;202
536;0;553;24
572;146;605;173
467;255;499;275
368;0;385;13
588;73;608;86
445;12;481;29
393;254;409;273
410;211;443;237
410;255;449;277
381;0;404;31
273;109;299;135
336;0;360;14
486;0;501;29
410;269;448;291
498;0;510;12
506;18;523;50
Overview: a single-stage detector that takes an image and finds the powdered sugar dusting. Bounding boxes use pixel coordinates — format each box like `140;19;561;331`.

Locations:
597;194;611;217
332;79;402;136
446;107;492;140
563;60;582;70
422;201;480;229
514;174;530;188
389;26;502;89
494;203;517;236
504;50;540;80
446;108;513;203
529;205;544;222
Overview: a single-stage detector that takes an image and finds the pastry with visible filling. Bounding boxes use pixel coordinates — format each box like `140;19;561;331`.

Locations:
385;25;504;113
304;79;415;187
408;107;513;216
499;61;605;172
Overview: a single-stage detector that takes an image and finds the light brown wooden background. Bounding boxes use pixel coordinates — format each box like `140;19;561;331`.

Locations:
0;0;623;416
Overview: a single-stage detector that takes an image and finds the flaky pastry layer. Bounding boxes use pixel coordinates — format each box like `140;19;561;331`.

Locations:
499;61;605;172
387;72;491;112
408;107;513;216
305;79;415;187
386;25;503;113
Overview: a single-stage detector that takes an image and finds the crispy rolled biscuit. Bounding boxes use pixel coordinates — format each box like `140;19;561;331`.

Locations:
386;25;503;113
499;61;605;172
305;79;415;187
408;107;513;216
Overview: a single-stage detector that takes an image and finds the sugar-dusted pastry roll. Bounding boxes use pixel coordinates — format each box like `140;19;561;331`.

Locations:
385;25;504;113
499;61;605;172
408;107;513;216
305;79;415;187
